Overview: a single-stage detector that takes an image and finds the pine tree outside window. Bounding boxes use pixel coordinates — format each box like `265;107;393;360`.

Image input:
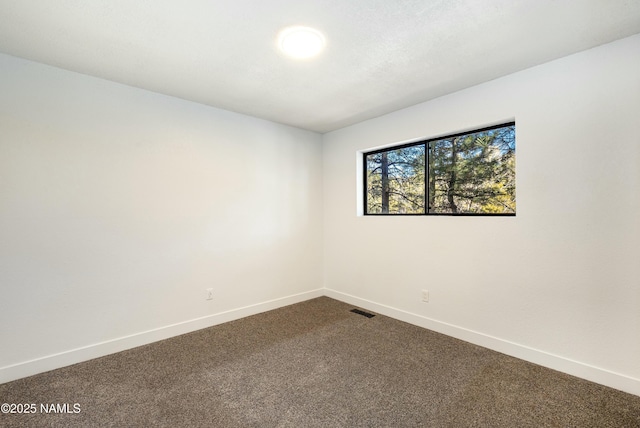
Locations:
364;123;515;215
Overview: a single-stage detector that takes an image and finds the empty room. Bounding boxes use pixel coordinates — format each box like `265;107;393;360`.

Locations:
1;1;639;427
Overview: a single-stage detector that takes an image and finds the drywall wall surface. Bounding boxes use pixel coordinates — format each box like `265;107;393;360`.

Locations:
0;53;323;374
323;34;640;390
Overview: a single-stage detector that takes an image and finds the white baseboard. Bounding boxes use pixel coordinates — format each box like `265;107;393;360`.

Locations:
324;288;640;397
3;287;638;398
0;289;324;385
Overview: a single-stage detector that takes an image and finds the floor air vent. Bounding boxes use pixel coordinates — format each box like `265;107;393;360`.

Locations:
350;309;375;318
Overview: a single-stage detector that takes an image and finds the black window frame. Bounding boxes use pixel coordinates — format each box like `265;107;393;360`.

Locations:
363;122;516;216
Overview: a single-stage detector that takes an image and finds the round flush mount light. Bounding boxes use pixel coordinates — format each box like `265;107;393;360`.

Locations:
277;26;326;59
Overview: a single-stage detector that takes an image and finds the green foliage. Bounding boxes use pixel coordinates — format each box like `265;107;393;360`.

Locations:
366;125;515;215
366;145;425;214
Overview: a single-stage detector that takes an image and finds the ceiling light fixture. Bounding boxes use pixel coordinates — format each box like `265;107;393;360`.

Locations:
277;26;326;59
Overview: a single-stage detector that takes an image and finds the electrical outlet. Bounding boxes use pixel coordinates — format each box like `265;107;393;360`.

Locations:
421;290;429;303
206;288;214;300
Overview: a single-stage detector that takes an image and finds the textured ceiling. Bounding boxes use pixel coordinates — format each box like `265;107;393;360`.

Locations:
0;0;639;133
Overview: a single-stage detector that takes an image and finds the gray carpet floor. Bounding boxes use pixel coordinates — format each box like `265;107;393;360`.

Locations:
1;297;639;427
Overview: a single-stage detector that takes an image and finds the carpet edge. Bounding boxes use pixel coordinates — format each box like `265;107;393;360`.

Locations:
0;288;324;385
324;288;640;397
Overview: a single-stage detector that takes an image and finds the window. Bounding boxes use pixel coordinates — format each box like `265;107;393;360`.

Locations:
364;122;515;215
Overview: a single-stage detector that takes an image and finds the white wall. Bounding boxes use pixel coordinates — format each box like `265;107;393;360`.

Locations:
323;34;640;395
0;53;323;382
